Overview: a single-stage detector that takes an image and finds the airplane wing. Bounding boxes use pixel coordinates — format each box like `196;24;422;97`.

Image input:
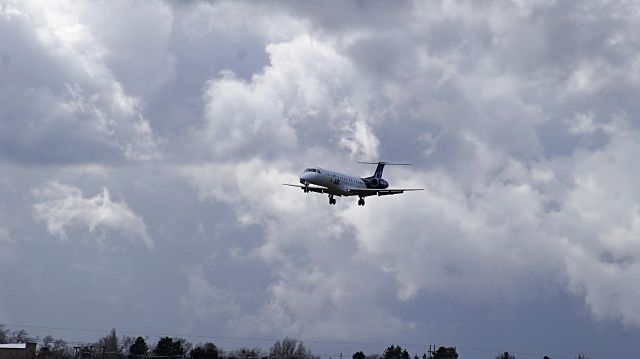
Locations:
346;188;424;197
282;184;344;196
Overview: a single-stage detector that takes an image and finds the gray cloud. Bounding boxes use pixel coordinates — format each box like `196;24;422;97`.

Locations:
3;1;640;358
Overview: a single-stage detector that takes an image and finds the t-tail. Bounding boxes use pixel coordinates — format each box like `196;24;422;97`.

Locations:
358;161;412;179
357;161;412;189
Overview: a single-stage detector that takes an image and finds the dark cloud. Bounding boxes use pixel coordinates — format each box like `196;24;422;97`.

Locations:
3;1;640;358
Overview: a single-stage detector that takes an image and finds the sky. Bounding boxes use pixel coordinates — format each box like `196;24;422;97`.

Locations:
1;0;640;358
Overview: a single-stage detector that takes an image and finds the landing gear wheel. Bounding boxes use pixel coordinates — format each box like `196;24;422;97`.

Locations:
329;195;336;205
358;198;365;206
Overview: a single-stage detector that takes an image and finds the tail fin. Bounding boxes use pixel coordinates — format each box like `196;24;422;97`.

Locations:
373;162;385;179
357;161;411;179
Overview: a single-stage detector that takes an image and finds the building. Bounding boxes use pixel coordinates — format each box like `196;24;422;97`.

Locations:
0;343;37;359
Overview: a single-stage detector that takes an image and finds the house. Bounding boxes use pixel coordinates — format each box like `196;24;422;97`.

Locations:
0;343;38;359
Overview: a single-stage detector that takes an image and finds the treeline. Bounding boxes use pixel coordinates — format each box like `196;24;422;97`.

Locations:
0;324;589;359
1;326;309;359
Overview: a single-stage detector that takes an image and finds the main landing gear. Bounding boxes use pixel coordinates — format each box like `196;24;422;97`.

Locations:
328;194;336;205
358;197;365;206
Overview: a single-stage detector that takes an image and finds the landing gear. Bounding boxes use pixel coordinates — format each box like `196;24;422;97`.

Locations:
300;181;309;193
358;197;365;206
329;194;336;205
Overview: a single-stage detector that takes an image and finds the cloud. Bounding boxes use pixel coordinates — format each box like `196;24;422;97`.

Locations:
198;34;380;161
0;0;159;164
32;182;153;248
4;0;640;355
183;0;640;335
0;222;10;244
179;265;242;320
550;118;640;325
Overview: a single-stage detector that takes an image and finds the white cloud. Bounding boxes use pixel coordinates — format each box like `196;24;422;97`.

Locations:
550;123;640;325
4;0;640;354
199;34;379;161
0;0;159;163
178;1;640;337
32;182;153;248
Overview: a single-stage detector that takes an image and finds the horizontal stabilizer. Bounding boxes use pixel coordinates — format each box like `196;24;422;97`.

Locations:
357;161;412;165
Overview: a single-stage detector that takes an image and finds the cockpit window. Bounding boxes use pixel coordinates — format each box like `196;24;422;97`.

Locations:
304;168;317;173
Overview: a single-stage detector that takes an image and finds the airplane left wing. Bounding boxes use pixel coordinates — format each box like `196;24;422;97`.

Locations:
282;184;343;196
346;188;423;197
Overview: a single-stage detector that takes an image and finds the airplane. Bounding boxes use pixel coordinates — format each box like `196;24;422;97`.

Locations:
283;161;423;206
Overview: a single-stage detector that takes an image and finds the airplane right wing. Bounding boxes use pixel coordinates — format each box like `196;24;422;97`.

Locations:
346;188;423;197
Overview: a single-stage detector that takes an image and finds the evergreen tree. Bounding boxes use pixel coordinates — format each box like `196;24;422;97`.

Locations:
382;345;403;359
431;347;458;359
153;337;184;358
190;343;218;359
353;351;365;359
129;337;149;359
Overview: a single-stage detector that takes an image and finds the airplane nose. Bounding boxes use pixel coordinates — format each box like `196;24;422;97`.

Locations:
300;173;311;182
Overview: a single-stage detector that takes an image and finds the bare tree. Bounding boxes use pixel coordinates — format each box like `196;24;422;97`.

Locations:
9;329;32;343
98;329;120;359
269;338;311;359
228;347;263;359
495;352;516;359
0;324;8;344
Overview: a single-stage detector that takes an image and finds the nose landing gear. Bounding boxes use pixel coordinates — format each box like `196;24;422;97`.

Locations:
328;194;336;205
358;197;365;206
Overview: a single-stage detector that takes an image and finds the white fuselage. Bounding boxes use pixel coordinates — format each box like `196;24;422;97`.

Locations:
299;167;367;196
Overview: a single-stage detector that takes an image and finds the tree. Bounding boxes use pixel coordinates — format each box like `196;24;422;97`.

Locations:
228;347;262;359
495;352;516;359
269;337;311;359
383;345;411;359
0;324;9;344
190;343;218;359
129;337;149;359
97;329;135;359
431;347;458;359
40;337;74;359
382;345;401;359
9;329;32;343
353;351;365;359
99;329;120;359
153;337;184;358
